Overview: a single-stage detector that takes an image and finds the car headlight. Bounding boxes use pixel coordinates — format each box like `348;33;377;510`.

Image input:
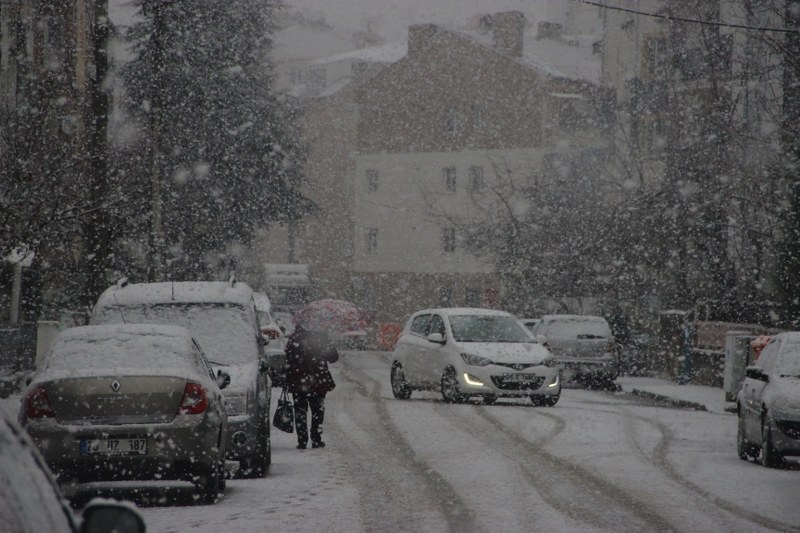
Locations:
461;353;492;366
223;393;248;415
542;355;559;367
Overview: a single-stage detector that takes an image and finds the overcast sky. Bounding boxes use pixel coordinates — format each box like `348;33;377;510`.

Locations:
286;0;569;40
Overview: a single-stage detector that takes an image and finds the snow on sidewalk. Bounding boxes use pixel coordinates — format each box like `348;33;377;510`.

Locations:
617;376;734;414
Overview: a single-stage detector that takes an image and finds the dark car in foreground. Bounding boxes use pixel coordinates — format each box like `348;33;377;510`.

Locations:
737;332;800;468
1;407;146;532
19;324;230;504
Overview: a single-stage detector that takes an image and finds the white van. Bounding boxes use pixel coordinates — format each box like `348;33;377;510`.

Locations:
90;280;272;478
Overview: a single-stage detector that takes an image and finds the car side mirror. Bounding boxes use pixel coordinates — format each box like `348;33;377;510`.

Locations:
536;334;549;347
745;366;768;382
426;332;446;345
216;370;231;390
80;501;146;533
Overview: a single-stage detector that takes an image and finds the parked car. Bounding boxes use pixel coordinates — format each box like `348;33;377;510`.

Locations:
391;308;560;406
1;407;147;532
273;310;295;336
531;314;618;388
737;332;800;468
254;291;288;387
19;324;230;504
519;317;541;332
91;280;271;478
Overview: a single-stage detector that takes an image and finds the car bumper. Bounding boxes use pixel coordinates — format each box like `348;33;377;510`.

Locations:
773;419;800;456
25;415;223;483
455;365;560;397
558;357;618;379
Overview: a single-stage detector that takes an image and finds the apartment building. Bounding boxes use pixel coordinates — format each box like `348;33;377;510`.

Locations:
295;11;609;323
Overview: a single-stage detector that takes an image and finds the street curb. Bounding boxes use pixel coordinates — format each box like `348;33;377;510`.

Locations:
630;388;708;411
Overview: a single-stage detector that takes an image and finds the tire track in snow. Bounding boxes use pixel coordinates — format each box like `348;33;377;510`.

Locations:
457;404;677;532
336;355;480;533
567;403;797;532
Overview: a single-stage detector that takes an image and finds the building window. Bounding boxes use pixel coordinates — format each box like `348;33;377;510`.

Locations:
469;166;485;192
444;108;457;134
472;104;484;129
366;228;378;253
443;227;456;252
648;119;668;152
646;37;668;77
443;167;456;193
366;169;379;193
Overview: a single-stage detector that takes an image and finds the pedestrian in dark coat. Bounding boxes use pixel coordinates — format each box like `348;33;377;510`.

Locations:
284;324;339;449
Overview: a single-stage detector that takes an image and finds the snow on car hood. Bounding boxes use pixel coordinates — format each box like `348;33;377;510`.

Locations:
456;341;551;364
212;360;259;395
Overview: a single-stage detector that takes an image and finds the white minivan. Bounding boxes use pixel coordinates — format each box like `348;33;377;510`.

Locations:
391;308;560;406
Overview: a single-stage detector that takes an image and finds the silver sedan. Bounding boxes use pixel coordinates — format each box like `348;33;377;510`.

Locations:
19;324;230;504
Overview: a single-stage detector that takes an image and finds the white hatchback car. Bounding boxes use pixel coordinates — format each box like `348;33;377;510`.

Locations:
391;308;561;405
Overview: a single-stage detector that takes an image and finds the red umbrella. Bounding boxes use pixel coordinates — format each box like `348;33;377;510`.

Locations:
294;299;369;335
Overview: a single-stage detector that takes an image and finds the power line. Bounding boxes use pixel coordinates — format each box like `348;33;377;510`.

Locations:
576;0;800;34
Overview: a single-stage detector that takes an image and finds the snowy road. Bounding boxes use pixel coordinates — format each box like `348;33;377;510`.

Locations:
81;351;800;531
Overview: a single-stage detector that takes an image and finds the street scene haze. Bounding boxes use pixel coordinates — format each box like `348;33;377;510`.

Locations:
2;0;800;532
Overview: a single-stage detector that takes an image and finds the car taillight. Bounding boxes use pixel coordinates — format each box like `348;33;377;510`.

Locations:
178;382;208;415
262;326;281;340
24;386;55;419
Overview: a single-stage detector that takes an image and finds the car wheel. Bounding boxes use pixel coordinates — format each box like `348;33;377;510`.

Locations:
391;362;412;399
195;463;222;505
483;395;497;405
761;417;785;468
531;388;560;407
441;367;467;404
242;415;271;478
737;412;758;461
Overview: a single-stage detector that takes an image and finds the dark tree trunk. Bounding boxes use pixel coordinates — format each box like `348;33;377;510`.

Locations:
83;0;111;306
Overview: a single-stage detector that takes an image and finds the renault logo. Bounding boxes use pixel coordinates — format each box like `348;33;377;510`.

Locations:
110;379;121;392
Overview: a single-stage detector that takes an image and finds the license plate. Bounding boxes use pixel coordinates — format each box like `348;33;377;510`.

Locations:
503;373;535;383
80;438;147;456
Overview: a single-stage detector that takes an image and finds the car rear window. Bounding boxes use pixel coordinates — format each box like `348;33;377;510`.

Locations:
544;318;612;339
45;331;196;374
93;303;258;365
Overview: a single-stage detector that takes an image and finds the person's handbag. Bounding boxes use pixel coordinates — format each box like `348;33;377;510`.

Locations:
272;388;294;433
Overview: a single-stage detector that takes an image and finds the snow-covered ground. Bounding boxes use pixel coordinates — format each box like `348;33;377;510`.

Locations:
4;352;799;532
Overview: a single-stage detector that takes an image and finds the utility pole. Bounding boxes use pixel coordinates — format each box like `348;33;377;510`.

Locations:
147;0;167;281
778;0;800;321
84;0;111;305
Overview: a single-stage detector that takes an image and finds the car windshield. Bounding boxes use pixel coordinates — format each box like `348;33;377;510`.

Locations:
93;303;257;365
449;315;532;343
544;318;611;339
776;342;800;376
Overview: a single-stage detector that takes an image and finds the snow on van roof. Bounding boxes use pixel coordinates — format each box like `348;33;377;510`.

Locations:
542;314;608;322
253;292;272;312
94;281;254;310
